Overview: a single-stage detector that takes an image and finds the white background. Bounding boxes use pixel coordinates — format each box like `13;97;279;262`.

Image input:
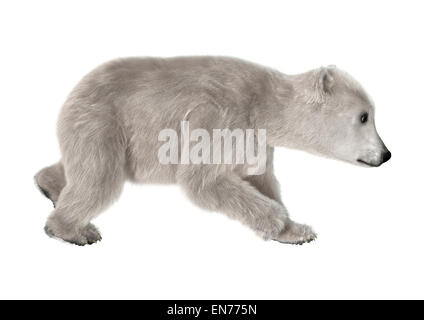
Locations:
0;0;423;299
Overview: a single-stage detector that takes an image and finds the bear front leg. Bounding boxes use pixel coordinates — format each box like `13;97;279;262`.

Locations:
244;170;282;204
246;173;317;244
244;147;282;203
178;168;288;240
245;148;317;245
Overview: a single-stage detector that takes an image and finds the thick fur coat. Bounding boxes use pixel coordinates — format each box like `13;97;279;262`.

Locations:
35;56;390;245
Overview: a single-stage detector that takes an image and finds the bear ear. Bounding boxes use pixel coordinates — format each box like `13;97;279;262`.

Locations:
318;66;335;94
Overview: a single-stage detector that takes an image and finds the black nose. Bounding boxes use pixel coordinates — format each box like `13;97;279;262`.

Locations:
381;150;391;164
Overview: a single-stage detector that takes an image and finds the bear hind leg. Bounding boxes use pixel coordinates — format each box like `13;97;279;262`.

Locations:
44;151;125;245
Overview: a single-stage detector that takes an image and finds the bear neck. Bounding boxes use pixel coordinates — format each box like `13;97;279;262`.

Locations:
253;69;317;148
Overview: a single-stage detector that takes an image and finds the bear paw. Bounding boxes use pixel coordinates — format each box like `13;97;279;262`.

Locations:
81;224;102;245
45;221;102;246
273;221;317;245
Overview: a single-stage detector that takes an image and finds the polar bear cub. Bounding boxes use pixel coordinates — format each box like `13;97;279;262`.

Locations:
35;57;391;246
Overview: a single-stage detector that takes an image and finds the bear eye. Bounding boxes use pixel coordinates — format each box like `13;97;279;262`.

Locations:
360;112;368;124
